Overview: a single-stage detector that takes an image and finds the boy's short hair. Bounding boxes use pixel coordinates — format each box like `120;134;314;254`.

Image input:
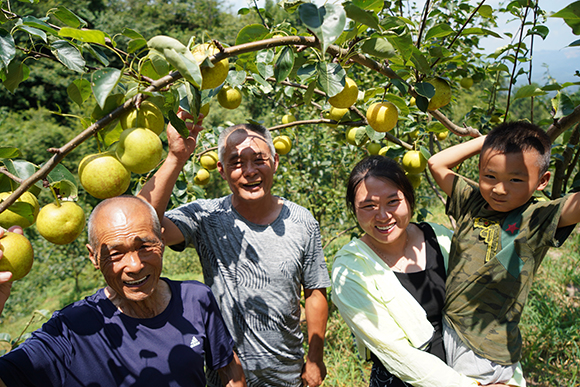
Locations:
482;121;552;175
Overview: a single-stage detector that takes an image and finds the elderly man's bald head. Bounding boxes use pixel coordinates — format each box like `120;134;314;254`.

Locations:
87;196;162;250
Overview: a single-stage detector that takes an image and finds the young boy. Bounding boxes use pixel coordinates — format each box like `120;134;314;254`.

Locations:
428;121;580;385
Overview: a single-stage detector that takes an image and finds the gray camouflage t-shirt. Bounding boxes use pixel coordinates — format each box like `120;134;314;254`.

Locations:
166;195;330;387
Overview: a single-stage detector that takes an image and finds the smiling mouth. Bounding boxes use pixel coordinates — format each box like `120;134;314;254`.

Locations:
244;181;261;188
124;275;149;286
376;223;395;232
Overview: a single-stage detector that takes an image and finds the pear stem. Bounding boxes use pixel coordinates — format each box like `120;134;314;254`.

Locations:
49;185;61;207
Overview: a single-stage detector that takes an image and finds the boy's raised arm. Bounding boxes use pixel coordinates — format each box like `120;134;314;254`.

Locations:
558;192;580;228
428;135;486;197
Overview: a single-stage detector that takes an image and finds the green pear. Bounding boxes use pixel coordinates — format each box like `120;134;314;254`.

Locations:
0;191;39;229
79;151;131;199
0;231;34;281
36;201;85;245
116;128;163;174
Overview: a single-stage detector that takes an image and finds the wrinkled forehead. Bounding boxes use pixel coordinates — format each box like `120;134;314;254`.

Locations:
224;129;271;156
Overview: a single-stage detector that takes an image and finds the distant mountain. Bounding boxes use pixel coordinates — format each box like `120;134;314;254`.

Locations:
530;49;580;86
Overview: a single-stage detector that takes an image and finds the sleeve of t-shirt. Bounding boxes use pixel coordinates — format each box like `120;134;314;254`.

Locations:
201;285;235;371
165;201;205;252
301;216;331;290
524;195;576;252
445;175;477;220
0;312;73;386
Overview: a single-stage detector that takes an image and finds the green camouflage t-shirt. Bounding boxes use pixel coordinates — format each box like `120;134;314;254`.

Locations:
444;176;575;365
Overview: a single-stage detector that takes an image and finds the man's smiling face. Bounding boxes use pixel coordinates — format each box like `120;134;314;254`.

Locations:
218;129;279;206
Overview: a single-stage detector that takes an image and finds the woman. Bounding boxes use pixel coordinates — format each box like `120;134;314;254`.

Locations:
331;155;479;387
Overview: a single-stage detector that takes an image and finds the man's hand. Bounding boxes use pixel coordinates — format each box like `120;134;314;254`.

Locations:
301;358;326;387
0;226;24;315
166;109;205;165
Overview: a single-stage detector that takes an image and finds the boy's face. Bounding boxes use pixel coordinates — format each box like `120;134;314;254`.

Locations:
479;148;550;213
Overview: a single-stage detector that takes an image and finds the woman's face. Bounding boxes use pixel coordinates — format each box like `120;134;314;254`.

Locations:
354;176;412;248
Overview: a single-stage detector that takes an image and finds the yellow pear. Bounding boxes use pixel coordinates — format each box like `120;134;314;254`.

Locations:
328;77;358;109
425;77;452;110
36;201;86;245
194;168;210;185
0;231;34;281
366;102;398;132
191;43;229;90
0;191;39;229
200;151;219;170
217;86;242;110
273;135;292;155
116;128;163;174
120;101;165;135
79;151;131;199
402;150;427;174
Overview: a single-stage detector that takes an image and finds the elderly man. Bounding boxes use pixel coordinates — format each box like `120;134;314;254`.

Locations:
138;111;330;387
0;196;246;387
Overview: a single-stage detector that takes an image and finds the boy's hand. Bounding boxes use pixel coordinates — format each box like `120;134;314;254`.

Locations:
428;135;486;197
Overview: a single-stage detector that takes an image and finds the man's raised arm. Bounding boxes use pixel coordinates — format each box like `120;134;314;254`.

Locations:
428;135;486;197
138;109;204;246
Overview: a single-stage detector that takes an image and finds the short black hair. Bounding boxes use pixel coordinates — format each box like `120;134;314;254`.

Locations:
483;121;552;175
346;155;415;217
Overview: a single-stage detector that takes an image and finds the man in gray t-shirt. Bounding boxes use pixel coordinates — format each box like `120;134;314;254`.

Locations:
139;111;330;387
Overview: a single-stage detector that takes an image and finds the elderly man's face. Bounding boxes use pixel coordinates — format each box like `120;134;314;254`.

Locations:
88;201;164;304
218;129;279;205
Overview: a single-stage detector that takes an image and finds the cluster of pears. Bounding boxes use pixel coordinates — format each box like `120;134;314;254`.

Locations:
194;151;219;186
0;187;87;281
79;101;164;200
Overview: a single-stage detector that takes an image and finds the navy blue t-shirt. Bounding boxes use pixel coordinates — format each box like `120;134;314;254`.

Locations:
0;279;234;386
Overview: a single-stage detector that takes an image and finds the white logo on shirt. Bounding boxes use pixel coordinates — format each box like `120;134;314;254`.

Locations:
190;336;201;348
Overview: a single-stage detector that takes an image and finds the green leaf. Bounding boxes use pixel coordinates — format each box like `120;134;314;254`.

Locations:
552;92;575;119
297;64;317;83
415;82;435;99
84;44;109;66
513;85;547;101
128;38;147;54
274;46;294;82
316;61;346;97
410;47;430;74
50;6;86;28
488;63;510;73
149;51;169;77
122;28;144;40
227;70;246;87
91;68;121;109
352;0;383;14
251;72;273;93
167;109;189;138
384;93;409;117
0;147;20;158
478;5;494;18
51;40;85;73
164;48;202;88
428;45;451;58
541;83;562;91
235;24;269;46
177;83;201;120
387;33;415;63
4;159;37;184
461;27;501;38
527;25;549;40
344;3;380;30
256;49;275;79
59;27;105;45
419;145;431;161
21;16;58;35
3;60;29;93
45;163;78;198
425;24;454;40
304;80;316;105
361;37;395;58
552;1;580;35
298;3;346;54
569;38;580;46
15;24;47;42
0;28;15;71
91;93;124;121
67;78;91;107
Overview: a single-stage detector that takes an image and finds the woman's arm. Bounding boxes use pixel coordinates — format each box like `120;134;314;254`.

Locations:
332;258;478;387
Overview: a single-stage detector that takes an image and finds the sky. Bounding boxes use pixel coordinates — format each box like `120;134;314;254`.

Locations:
224;0;579;84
